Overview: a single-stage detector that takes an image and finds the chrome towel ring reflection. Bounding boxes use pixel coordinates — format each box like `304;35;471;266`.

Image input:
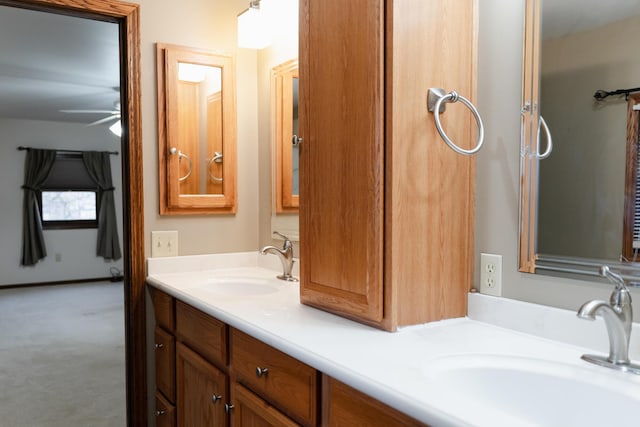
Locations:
207;151;223;183
169;147;192;182
536;116;553;159
427;88;484;156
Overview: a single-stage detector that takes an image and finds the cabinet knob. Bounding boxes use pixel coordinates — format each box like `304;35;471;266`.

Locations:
155;343;164;350
224;403;235;414
211;394;223;403
156;410;166;417
256;367;269;378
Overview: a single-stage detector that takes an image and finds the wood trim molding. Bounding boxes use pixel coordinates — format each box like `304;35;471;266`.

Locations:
622;93;640;260
0;1;146;425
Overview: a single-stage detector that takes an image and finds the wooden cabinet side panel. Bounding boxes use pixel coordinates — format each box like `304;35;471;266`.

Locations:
299;0;385;323
322;376;429;427
176;342;228;427
385;0;478;325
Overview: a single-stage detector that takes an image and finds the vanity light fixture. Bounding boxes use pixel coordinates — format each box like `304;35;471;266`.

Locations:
237;0;271;49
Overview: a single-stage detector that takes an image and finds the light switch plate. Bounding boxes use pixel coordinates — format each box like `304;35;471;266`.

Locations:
151;231;178;257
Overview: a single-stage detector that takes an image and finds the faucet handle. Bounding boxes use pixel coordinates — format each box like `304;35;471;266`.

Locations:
272;231;293;248
600;265;629;293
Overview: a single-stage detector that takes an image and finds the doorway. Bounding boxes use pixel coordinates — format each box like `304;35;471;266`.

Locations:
0;0;145;425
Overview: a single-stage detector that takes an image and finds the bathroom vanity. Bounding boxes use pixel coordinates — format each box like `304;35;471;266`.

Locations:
147;253;640;427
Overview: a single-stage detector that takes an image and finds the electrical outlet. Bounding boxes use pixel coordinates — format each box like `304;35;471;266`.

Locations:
480;253;502;296
151;231;178;257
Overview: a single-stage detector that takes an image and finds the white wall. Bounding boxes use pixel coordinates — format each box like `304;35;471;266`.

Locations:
0;118;124;285
257;0;299;250
476;1;640;312
136;0;260;258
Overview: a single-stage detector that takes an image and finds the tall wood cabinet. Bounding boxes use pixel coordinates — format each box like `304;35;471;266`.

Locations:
299;0;478;330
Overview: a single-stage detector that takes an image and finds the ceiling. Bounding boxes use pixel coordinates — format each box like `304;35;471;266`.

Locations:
2;1;639;125
0;5;120;125
542;0;640;39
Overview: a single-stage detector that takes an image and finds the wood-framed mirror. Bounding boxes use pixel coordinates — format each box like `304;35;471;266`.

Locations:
519;0;640;282
272;58;299;213
157;43;237;215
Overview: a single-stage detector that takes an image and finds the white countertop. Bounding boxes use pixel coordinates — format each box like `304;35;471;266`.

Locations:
147;252;640;427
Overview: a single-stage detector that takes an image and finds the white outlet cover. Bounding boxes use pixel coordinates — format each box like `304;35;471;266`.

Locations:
480;253;502;296
151;230;179;257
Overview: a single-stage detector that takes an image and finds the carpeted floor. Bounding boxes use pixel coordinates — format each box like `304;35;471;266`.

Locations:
0;281;126;427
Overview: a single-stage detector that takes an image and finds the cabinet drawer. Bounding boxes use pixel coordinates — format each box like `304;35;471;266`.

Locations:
176;300;227;367
155;326;175;402
323;376;429;427
152;288;175;332
155;391;176;427
230;328;319;426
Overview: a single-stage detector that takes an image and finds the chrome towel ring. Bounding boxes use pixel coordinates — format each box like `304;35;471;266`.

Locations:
427;87;484;156
169;147;192;182
207;151;223;183
536;115;553;159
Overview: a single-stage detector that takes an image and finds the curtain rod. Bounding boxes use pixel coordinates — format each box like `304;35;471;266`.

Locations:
17;146;118;155
593;86;640;101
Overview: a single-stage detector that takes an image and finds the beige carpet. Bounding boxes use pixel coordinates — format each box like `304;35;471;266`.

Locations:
0;281;126;427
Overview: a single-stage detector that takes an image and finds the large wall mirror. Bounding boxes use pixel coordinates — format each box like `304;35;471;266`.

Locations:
157;43;237;215
520;0;640;281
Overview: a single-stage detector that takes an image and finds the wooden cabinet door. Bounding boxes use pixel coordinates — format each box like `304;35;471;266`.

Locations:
299;0;385;323
155;326;176;402
176;342;228;426
155;391;176;427
229;383;299;427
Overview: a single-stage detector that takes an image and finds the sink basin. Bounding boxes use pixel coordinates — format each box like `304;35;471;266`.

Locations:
200;277;281;296
423;354;640;426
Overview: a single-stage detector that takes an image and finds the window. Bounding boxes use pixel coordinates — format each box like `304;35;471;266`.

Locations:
39;153;100;229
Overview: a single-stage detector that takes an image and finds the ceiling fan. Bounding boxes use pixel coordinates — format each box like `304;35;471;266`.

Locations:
60;100;121;127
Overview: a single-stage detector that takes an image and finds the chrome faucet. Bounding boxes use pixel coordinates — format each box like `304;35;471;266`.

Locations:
577;266;640;374
260;231;298;282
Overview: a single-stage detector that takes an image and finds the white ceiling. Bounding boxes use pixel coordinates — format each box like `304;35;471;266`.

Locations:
0;5;120;124
542;0;640;39
2;1;639;125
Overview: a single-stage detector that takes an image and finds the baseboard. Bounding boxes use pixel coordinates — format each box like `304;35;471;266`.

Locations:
0;276;116;289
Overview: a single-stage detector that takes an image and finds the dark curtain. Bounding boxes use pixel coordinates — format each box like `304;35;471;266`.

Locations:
83;151;122;260
21;149;57;266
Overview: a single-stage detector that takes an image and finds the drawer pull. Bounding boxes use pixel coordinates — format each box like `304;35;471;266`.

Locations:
224;403;235;414
256;367;269;377
211;394;223;403
155;343;164;350
156;410;166;417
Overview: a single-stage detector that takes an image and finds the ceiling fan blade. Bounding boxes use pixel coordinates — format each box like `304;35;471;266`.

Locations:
60;109;119;114
85;115;120;126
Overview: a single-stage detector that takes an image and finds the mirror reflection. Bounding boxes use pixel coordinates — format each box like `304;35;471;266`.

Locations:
273;58;299;212
520;0;640;278
157;44;237;215
175;61;223;195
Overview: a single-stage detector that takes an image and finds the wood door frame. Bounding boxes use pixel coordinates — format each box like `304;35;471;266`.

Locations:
0;0;146;425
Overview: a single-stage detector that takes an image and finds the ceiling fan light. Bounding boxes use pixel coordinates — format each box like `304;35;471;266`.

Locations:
109;120;122;137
